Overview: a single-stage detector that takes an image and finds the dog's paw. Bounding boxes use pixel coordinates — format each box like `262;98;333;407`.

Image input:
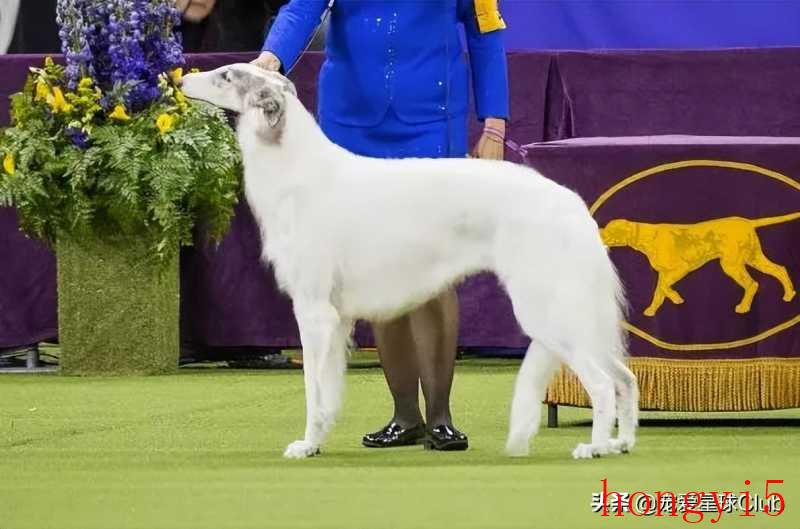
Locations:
608;438;632;454
614;434;636;453
572;442;610;460
504;437;530;457
283;440;320;459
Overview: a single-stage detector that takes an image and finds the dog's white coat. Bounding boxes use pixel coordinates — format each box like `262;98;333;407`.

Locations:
182;64;639;460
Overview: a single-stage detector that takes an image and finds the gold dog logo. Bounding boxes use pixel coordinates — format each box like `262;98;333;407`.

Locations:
601;214;800;316
589;160;800;351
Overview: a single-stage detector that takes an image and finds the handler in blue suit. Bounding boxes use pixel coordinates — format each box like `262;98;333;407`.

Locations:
254;0;509;450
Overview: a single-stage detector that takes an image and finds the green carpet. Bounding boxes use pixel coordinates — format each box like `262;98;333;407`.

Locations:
1;360;798;529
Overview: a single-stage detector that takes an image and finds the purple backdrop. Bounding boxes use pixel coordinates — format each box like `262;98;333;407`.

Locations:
4;49;800;351
502;1;800;50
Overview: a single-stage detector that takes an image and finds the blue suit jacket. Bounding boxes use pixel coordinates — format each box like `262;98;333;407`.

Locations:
263;0;509;127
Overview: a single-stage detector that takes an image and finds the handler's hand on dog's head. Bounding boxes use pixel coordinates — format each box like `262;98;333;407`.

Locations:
251;52;282;72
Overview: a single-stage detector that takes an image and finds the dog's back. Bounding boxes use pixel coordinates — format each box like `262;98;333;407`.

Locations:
307;154;595;319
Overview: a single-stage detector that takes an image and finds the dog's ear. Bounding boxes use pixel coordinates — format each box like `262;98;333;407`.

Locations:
262;71;297;97
247;87;285;129
279;77;297;97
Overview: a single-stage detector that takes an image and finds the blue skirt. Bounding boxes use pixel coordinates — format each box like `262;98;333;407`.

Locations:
320;109;467;160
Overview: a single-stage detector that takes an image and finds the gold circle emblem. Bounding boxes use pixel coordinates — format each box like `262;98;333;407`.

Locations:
593;160;800;352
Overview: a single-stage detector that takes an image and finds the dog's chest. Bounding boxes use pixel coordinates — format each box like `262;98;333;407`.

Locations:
256;195;323;294
263;204;296;255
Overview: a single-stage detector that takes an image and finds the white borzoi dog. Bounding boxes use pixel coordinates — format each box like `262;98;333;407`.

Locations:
182;64;639;460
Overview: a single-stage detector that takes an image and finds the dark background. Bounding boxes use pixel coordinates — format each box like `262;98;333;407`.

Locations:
7;0;289;54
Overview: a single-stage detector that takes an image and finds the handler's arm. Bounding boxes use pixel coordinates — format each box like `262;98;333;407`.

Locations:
460;0;509;122
254;0;329;72
459;0;509;159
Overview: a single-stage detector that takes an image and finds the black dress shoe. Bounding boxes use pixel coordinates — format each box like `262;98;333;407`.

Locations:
362;421;426;448
424;424;469;451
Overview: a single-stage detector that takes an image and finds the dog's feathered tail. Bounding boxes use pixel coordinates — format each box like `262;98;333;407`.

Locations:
345;328;356;360
599;249;639;430
609;258;630;359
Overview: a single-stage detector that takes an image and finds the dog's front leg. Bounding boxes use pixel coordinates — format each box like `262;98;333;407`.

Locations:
284;301;345;459
283;335;322;459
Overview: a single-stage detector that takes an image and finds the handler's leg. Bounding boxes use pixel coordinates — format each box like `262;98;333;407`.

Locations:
362;317;426;448
374;316;424;426
410;289;467;450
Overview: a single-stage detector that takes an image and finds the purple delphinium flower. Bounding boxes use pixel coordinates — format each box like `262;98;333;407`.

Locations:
56;0;93;88
84;2;113;86
56;0;185;110
65;127;91;150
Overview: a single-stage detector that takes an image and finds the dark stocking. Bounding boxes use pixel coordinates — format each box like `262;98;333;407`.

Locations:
409;289;459;426
373;315;424;428
372;289;460;428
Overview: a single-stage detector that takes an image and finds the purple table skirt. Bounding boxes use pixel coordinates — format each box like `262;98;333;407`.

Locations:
524;135;800;361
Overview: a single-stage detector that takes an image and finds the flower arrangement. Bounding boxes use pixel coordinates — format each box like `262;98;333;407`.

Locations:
0;0;241;260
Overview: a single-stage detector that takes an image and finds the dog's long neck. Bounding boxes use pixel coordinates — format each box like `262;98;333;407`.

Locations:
236;95;349;234
237;96;343;178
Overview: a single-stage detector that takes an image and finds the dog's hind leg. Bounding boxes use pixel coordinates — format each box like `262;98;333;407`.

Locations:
566;355;617;459
505;341;559;457
605;358;639;454
284;301;343;459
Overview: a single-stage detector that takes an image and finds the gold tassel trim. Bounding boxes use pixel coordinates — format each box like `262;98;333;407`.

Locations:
545;357;800;411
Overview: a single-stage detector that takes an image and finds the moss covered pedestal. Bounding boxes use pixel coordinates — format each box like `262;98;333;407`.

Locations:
57;235;179;375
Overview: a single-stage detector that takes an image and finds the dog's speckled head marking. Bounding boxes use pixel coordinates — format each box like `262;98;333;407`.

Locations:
247;86;286;144
181;63;296;143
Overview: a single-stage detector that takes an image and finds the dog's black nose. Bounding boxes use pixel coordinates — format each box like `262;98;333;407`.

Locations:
223;109;237;127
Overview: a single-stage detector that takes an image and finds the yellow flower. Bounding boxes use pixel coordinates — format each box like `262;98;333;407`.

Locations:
44;56;54;68
78;77;94;90
169;67;183;85
46;86;71;114
3;152;15;175
174;89;188;112
34;79;50;101
109;104;131;121
156;113;176;134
